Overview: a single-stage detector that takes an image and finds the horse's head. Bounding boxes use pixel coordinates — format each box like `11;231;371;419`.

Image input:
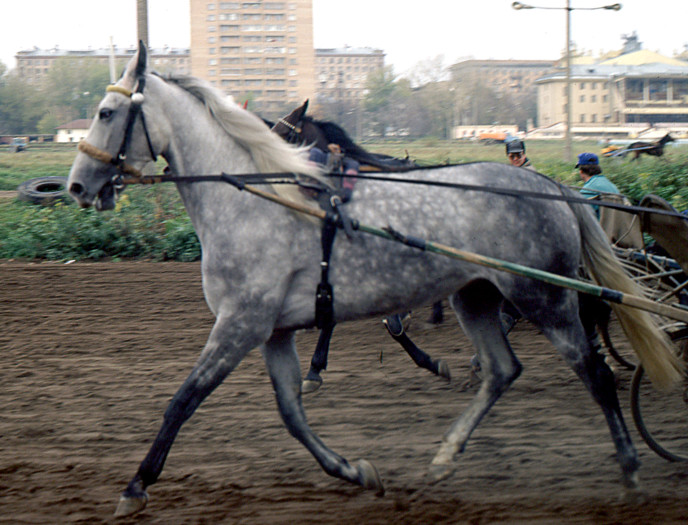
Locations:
662;133;676;145
271;99;310;144
68;41;161;210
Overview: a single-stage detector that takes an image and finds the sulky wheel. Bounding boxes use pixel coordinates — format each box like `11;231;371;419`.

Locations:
630;327;688;462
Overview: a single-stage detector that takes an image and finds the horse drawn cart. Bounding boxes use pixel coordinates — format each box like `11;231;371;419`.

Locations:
605;194;688;463
67;43;688;517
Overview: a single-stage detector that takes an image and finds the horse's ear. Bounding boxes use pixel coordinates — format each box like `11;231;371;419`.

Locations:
303;99;309;113
135;40;148;76
120;41;148;90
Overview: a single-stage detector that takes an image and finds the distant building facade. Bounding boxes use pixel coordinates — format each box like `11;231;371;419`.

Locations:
15;46;190;84
536;49;688;128
449;59;556;96
315;47;385;104
55;119;93;143
189;0;315;115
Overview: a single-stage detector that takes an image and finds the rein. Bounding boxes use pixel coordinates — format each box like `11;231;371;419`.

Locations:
113;169;688;222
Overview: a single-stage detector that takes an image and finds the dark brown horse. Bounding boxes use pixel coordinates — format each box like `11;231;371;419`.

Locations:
626;133;675;161
267;99;416;172
266;100;450;393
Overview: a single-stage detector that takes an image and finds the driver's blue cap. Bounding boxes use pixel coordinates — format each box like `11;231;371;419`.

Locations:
576;152;599;168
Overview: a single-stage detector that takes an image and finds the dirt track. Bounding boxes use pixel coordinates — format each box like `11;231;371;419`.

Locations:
1;261;688;524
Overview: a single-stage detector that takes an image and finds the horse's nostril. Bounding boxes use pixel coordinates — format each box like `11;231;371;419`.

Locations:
70;182;84;196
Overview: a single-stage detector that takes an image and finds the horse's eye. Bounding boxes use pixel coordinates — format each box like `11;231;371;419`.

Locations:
99;108;113;120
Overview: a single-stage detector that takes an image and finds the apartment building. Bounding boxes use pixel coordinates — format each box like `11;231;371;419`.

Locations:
15;46;190;84
190;0;315;115
315;47;385;104
536;49;688;127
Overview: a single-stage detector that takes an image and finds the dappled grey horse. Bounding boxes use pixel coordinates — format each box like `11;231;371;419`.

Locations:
68;43;680;517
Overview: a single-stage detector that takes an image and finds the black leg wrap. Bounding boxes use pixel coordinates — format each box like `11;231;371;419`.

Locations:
383;314;405;336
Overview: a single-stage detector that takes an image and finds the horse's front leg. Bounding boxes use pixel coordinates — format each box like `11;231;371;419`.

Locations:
262;330;384;495
114;314;266;518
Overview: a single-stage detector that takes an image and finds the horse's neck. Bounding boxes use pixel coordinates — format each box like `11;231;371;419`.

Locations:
161;95;256;220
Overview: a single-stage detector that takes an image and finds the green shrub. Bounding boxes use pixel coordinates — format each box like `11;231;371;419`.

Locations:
0;142;686;261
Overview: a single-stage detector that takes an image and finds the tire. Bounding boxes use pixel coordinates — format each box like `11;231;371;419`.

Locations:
630;327;688;462
16;176;68;205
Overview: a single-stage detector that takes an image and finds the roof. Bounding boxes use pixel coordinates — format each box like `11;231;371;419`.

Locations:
599;49;688;67
316;47;384;57
16;46;189;58
56;119;93;130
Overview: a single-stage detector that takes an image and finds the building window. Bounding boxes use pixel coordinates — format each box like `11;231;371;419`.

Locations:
580;82;586;89
591;95;596;103
580;95;585;102
580;114;585;123
591;114;597;123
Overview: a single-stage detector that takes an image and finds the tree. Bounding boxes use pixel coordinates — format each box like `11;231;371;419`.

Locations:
41;58;111;121
362;66;400;137
0;74;43;134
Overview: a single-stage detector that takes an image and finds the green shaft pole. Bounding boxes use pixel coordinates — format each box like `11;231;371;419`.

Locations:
232;180;688;325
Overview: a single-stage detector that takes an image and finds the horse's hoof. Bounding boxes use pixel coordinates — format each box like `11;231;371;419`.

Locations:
621;486;648;505
301;378;322;394
355;459;384;496
400;312;412;332
428;463;455;483
436;359;451;381
114;492;148;517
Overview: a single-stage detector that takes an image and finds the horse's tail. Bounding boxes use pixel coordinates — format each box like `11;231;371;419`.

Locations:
570;194;683;389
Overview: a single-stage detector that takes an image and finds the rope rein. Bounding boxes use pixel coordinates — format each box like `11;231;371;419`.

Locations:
104;167;688;222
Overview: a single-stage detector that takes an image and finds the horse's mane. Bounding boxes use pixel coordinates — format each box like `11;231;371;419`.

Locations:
304;116;415;170
164;76;329;197
305;117;376;160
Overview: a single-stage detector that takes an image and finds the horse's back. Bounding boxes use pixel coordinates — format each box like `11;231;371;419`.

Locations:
329;162;583;317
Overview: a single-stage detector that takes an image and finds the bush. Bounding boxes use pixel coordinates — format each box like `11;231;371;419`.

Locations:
0;142;686;261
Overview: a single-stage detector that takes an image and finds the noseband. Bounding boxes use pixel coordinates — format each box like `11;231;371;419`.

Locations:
77;76;158;180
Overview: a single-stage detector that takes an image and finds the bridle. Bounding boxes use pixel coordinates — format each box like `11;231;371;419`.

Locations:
272;116;303;144
77;74;158;181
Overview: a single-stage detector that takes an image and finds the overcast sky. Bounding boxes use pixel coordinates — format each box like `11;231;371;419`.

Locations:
1;1;686;75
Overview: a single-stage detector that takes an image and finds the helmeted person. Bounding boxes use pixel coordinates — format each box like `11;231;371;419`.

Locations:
576;152;620;218
505;138;536;171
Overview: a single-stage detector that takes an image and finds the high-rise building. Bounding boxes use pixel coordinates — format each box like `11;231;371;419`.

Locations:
14;46;190;85
315;47;385;104
190;0;315;116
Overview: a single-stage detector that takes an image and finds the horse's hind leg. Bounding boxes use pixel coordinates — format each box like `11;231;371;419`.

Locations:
538;302;640;490
430;281;522;480
262;330;384;495
302;323;335;394
383;313;451;380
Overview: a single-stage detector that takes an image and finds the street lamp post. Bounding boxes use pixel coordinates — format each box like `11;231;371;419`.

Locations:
512;1;621;162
